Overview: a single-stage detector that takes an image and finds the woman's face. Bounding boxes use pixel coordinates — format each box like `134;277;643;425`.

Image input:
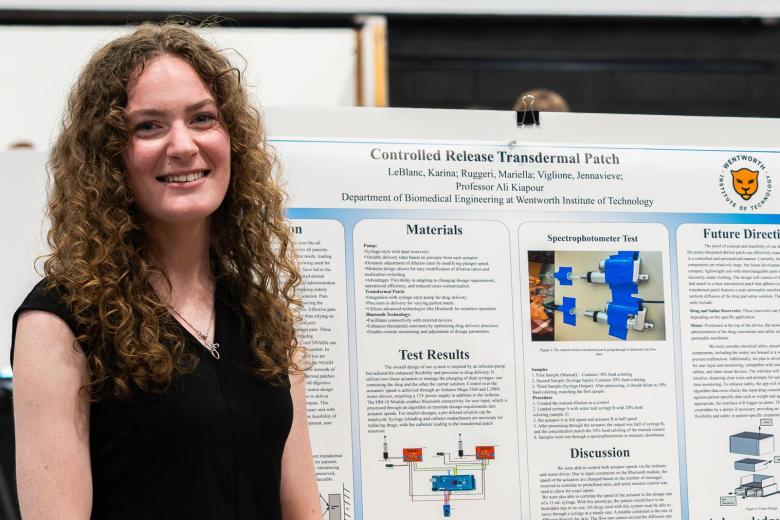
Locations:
123;53;230;228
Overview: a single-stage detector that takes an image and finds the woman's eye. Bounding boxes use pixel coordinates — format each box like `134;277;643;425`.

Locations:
192;113;217;126
133;121;159;133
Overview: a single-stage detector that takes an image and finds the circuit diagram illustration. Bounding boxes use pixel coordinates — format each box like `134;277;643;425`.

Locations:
381;434;495;517
528;250;665;341
723;419;779;503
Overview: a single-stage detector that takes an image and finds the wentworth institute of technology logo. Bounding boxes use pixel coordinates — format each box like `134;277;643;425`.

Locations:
719;154;772;211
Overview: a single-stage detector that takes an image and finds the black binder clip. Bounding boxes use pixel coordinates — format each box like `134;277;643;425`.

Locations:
516;94;540;126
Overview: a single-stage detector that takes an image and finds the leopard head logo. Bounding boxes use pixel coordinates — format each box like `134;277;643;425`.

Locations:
731;168;759;200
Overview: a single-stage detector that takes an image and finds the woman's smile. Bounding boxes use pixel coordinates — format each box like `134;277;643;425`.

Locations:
157;170;210;184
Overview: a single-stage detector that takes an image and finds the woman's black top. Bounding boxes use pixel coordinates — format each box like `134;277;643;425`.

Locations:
11;279;293;520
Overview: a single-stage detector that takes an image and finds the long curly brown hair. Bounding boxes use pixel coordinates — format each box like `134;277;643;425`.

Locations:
44;22;303;400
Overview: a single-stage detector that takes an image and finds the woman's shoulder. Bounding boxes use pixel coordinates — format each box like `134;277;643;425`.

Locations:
16;278;77;323
12;278;80;365
18;277;67;309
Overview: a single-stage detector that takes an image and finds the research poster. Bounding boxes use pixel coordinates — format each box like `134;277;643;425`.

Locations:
268;108;780;520
5;109;780;520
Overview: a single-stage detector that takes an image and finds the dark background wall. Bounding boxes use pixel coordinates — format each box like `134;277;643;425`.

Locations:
5;11;780;117
387;16;780;117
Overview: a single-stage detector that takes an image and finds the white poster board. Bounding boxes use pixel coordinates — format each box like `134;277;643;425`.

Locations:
267;107;780;520
4;107;780;519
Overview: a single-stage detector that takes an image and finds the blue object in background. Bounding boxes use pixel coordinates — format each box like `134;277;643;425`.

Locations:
604;251;640;304
603;251;637;285
605;301;642;340
432;475;476;492
603;251;642;340
554;266;573;286
557;296;576;326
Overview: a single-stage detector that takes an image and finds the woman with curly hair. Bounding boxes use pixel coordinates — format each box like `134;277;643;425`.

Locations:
11;23;320;519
